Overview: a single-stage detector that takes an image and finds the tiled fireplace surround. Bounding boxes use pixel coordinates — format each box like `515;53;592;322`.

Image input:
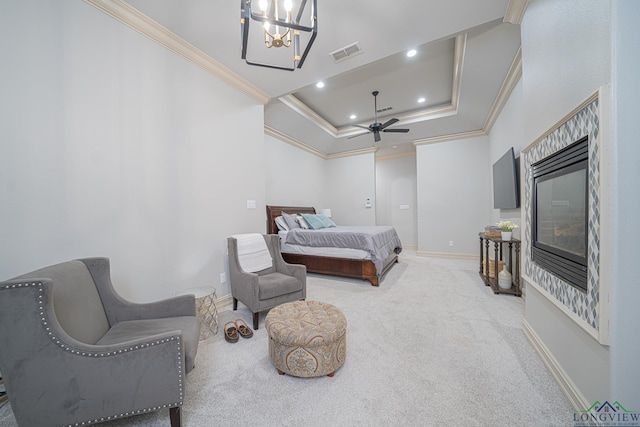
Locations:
522;93;602;337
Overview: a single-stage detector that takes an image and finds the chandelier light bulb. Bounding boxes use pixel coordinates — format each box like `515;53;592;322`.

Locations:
264;21;271;31
259;0;268;11
284;0;293;12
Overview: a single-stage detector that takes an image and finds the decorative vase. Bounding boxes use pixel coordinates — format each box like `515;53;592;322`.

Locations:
501;231;512;241
498;266;512;290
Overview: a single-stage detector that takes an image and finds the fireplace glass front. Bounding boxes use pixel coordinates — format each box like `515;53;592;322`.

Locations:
532;136;588;292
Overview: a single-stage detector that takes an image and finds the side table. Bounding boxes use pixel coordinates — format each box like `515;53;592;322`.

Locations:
478;233;522;296
176;286;219;341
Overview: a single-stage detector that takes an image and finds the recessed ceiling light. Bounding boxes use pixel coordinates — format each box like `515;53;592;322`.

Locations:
316;81;325;88
350;114;357;120
392;145;398;149
418;97;426;103
407;49;417;58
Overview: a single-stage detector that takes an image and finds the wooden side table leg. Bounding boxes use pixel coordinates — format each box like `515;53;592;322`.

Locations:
484;239;491;285
515;243;521;295
493;241;500;282
479;236;484;276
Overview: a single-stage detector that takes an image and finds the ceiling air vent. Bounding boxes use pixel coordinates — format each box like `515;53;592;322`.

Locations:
329;42;363;63
377;106;393;113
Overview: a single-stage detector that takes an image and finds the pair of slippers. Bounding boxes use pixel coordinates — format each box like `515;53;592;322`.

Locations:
224;319;253;343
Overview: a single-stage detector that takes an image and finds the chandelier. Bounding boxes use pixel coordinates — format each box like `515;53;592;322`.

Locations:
241;0;317;71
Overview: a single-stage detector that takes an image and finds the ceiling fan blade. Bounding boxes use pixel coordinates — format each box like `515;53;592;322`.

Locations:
379;118;399;130
383;128;410;133
347;132;370;140
374;131;381;143
352;124;371;131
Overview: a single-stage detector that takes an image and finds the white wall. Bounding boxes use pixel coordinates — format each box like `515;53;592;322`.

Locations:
520;0;613;406
488;80;524;237
264;135;327;211
375;155;417;247
610;0;640;409
0;1;265;301
521;0;611;143
416;136;492;256
324;154;376;226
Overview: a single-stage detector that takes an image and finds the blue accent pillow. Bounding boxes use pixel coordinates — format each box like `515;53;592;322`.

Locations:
316;214;336;228
300;214;336;229
301;213;325;230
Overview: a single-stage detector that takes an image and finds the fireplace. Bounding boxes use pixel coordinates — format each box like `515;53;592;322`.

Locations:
532;136;588;292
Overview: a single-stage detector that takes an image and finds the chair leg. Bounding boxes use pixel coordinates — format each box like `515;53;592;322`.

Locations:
233;298;238;311
253;312;259;330
169;406;181;427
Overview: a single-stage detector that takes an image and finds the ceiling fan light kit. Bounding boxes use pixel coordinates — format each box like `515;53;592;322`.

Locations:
348;91;410;143
240;0;317;71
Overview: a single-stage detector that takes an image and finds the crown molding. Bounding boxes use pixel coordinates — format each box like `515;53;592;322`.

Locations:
264;126;328;159
265;125;378;159
412;129;487;146
504;0;529;24
376;151;416;161
326;147;377;159
278;95;339;137
84;0;270;105
483;46;522;132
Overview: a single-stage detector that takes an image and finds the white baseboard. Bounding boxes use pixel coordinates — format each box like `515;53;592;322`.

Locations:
521;319;589;411
417;251;478;260
215;293;234;312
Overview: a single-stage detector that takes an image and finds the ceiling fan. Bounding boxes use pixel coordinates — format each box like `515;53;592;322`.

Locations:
348;91;410;143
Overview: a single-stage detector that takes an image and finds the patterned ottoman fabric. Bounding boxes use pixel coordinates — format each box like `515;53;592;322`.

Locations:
265;300;347;377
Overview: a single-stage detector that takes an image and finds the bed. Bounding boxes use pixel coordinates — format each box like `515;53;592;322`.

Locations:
266;205;402;286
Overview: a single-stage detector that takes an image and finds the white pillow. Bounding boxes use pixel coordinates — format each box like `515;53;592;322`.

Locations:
296;215;310;229
274;216;289;231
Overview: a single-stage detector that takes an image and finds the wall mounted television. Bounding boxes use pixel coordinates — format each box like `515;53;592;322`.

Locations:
492;147;520;209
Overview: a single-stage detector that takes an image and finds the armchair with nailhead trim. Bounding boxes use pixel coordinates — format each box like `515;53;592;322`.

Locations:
0;257;200;427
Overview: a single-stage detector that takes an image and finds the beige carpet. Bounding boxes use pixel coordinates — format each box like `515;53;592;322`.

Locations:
0;252;573;426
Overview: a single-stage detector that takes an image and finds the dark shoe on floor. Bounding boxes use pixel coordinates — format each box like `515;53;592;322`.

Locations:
235;319;254;339
224;321;239;343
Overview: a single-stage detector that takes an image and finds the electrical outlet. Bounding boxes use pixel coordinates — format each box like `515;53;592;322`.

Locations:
449;241;454;247
220;272;226;284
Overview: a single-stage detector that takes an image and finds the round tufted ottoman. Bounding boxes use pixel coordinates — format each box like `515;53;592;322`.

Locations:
265;300;347;378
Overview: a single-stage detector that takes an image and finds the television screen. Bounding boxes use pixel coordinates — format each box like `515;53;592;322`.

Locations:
492;147;520;209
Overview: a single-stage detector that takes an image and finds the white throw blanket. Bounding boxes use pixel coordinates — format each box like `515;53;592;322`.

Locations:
232;233;273;273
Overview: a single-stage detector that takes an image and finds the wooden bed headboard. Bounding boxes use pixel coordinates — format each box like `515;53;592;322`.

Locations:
266;205;316;234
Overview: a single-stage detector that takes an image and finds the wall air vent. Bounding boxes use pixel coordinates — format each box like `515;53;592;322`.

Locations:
329;42;363;63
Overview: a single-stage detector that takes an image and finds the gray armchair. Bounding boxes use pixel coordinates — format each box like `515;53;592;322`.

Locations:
228;234;306;330
0;257;200;427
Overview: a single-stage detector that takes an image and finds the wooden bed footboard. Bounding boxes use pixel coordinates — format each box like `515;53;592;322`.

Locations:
281;252;398;286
